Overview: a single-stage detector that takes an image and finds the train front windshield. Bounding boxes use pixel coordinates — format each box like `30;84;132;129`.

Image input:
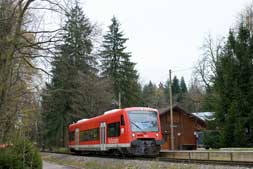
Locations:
128;110;158;132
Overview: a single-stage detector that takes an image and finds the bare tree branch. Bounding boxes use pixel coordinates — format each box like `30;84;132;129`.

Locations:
194;34;224;91
23;57;52;76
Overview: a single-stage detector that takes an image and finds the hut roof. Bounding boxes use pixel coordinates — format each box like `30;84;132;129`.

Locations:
158;105;207;127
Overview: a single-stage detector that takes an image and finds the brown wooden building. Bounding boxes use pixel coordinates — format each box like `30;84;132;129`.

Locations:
159;105;206;150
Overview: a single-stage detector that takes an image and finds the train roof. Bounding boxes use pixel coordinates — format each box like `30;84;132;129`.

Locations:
123;107;158;112
69;107;158;128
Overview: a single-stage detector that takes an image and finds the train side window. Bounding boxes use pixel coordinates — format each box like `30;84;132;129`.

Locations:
107;122;120;137
79;128;99;141
69;131;75;141
120;115;125;126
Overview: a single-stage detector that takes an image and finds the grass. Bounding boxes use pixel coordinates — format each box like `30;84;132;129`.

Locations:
55;147;70;153
219;148;253;151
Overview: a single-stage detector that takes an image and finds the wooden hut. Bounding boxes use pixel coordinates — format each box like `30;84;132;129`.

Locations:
159;105;206;150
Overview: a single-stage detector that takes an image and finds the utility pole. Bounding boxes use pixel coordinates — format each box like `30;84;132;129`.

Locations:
169;69;174;150
118;92;121;108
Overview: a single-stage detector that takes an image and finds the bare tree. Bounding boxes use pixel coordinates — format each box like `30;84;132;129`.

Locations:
195;2;253;92
237;2;253;32
0;0;67;142
194;34;223;91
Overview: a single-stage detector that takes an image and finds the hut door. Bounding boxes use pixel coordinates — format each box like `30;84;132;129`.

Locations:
100;122;106;151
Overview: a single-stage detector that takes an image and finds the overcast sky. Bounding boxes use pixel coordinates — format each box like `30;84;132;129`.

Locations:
80;0;250;85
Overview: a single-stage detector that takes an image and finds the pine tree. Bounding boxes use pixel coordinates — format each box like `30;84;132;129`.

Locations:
41;3;112;147
180;77;187;93
164;76;187;104
177;76;188;104
156;82;167;108
100;16;141;107
172;76;180;95
163;79;170;104
142;81;157;107
214;25;253;147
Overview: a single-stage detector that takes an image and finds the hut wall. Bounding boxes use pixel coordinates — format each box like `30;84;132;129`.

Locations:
160;109;205;150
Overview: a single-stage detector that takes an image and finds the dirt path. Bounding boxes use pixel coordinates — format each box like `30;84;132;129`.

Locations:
43;161;78;169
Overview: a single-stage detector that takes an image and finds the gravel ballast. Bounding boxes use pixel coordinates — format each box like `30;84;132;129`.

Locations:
41;152;253;169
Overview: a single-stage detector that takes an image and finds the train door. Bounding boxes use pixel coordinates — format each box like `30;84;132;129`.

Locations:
100;122;106;151
75;128;79;146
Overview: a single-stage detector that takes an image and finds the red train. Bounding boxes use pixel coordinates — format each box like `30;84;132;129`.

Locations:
68;107;164;156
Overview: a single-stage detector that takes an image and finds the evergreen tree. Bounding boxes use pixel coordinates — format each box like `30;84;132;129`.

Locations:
142;81;157;107
177;77;187;104
172;76;180;95
163;79;170;104
142;81;166;108
180;77;187;93
100;16;141;107
156;82;167;108
214;25;253;147
41;3;112;147
164;76;188;104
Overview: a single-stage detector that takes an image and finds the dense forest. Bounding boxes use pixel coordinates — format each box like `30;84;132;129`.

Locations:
1;0;253;151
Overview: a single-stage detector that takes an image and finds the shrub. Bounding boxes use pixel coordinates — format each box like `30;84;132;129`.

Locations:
0;148;22;169
0;138;42;169
203;130;221;149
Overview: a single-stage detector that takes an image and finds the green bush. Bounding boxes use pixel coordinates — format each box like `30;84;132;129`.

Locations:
0;138;42;169
202;130;221;149
0;148;22;169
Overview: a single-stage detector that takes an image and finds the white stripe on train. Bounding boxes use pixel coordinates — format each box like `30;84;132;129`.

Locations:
69;143;131;151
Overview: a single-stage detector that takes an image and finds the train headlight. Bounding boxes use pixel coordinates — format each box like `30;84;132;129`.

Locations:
132;133;135;137
156;133;159;137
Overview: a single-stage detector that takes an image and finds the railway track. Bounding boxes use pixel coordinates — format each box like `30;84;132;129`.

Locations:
158;157;253;167
41;151;253;167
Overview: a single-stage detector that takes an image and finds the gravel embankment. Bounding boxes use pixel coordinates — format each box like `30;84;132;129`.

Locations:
43;160;77;169
41;152;253;169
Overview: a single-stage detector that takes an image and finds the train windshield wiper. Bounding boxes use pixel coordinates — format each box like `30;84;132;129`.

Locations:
130;121;144;132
